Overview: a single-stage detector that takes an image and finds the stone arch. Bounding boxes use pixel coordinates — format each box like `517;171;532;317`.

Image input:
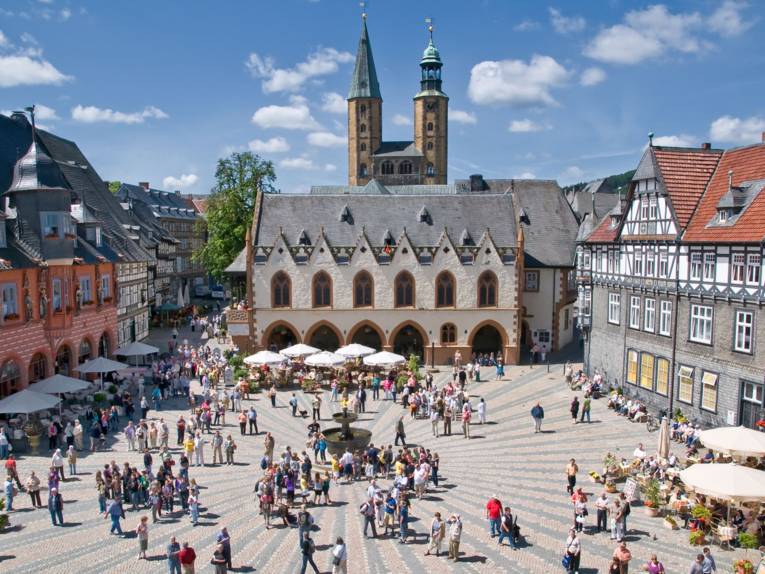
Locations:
55;342;74;376
435;270;456;308
347;320;385;350
389;320;429;360
262;320;302;351
28;349;52;383
468;319;508;357
79;335;95;364
305;320;343;351
98;331;112;357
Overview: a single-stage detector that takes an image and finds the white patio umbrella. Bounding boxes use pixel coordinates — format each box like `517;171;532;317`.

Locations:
177;284;185;307
680;463;765;503
304;351;346;367
280;343;320;358
32;374;90;394
657;417;671;460
76;357;129;390
336;343;376;358
0;389;61;414
243;350;285;366
114;341;160;357
698;425;765;458
363;351;406;367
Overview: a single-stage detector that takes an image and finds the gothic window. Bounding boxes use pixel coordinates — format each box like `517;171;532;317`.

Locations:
272;271;291;308
440;323;456;344
427;122;434;132
436;271;455;307
0;360;20;399
312;272;332;308
427;142;433;151
426;163;435;176
394;271;414;308
360;104;367;116
359;164;368;177
360;142;366;152
381;161;394;175
478;271;498;307
399;161;413;175
353;271;373;308
360;123;366;133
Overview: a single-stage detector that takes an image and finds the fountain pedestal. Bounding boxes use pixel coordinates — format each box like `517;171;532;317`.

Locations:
322;408;372;455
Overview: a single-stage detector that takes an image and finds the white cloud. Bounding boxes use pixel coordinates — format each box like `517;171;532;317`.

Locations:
651;134;697;147
162;174;198;189
320;92;346;114
307;131;347;148
549;8;586;34
509;119;548;133
248;137;290;153
279;157;318;170
251;95;321;130
468;55;570;107
324;163;337;172
246;47;353;93
708;1;752;38
451;110;477;125
580;67;606;86
709;115;765;144
59;8;71;21
392;113;411;126
34;103;58;120
0;54;71;87
513;20;539;32
560;166;585;184
584;3;749;65
516;171;536;179
71;104;168;124
0;31;9;47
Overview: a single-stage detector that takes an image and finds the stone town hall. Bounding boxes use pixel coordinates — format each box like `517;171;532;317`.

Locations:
227;16;579;365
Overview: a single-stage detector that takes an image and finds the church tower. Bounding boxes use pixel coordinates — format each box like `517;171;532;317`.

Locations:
413;26;448;185
347;13;382;186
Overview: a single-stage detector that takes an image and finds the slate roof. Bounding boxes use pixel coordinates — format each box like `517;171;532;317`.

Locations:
118;184;199;220
254;193;518;249
650;146;723;230
373;141;422;157
684;143;765;242
568;179;619;222
348;18;381;100
311;181;453;195
225;248;247;273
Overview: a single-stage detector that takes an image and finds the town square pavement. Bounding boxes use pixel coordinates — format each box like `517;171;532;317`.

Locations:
0;330;750;572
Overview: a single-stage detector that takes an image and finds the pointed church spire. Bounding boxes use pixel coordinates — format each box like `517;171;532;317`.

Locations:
348;14;381;100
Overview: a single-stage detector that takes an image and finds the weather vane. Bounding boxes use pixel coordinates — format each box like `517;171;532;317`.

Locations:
425;17;434;38
360;0;367;19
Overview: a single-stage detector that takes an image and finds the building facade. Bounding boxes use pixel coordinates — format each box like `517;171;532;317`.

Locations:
578;137;765;429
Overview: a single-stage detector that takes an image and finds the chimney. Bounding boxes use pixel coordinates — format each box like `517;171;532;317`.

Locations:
701;142;711;150
728;169;734;188
139;181;150;191
469;174;484;192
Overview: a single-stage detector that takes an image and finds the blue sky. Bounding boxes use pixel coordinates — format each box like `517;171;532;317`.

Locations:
1;0;763;193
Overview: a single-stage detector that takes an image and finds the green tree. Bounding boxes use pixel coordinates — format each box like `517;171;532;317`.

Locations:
107;180;122;194
194;151;277;278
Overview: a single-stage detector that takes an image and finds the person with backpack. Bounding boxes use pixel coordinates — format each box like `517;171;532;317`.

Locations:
564;528;581;573
360;497;377;538
300;531;319;574
530;403;544;433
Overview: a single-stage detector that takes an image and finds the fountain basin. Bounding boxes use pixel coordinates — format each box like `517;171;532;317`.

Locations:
322;427;372;456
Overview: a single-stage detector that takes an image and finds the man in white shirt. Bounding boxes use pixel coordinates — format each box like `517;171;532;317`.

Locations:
595;491;609;533
633;443;647;460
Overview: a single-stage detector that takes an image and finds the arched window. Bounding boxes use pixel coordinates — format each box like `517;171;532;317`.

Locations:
353;271;373;308
436;271;455;308
360;104;367;116
360;142;366;152
427;122;434;132
440;323;456;344
312;272;332;308
381;161;394;175
79;338;92;364
28;352;47;383
394;271;415;308
399;161;413;175
478;271;498;307
98;332;110;357
360;123;366;133
426;163;435;176
427;142;433;151
0;360;20;398
272;272;291;308
359;164;367;177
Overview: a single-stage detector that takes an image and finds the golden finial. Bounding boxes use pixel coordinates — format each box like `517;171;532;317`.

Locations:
426;17;434;39
360;1;367;20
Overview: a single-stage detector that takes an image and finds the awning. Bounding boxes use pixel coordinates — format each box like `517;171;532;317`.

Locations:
701;371;718;387
678;366;694;379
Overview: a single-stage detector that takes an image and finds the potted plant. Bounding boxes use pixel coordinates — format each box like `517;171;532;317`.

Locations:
733;559;755;574
738;532;758;550
642;479;662;517
691;505;712;527
0;497;9;530
689;529;706;545
602;452;618;478
662;515;678;530
605;479;617;493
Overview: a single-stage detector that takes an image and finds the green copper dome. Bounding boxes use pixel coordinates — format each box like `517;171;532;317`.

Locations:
421;38;441;65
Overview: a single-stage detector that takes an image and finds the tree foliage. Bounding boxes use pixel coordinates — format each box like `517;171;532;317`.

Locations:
194;151;277;278
107;180;122;194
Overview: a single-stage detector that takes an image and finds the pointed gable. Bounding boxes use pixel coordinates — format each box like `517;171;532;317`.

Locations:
348;17;381;100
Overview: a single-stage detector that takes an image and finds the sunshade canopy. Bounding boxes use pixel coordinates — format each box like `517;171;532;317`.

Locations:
698;425;765;457
304;351;346;367
114;341;160;357
0;389;61;414
363;351;406;367
679;463;765;502
75;357;129;374
279;344;320;358
335;344;376;358
243;350;285;366
31;374;90;394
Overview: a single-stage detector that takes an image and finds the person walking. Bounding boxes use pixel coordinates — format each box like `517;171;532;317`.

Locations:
486;495;502;537
565;528;581;574
531;402;544;433
498;507;517;550
477;398;487;424
425;511;445;556
566;459;579;495
447;514;462;562
125;421;136;451
613;541;632;574
595;491;609;533
461;404;471;439
331;536;347;574
643;554;666;574
26;471;42;508
248;406;258;435
105;496;124;535
135;515;149;559
166;536;182;574
580;395;592;423
430;409;439;437
66;446;77;476
360;497;377;538
300;531;320;574
224;434;237;465
268;385;277;408
178;541;196;574
193;432;205;467
3;473;15;511
289;393;298;417
702;547;717;574
51;448;65;481
570;396;580;424
210;544;227;574
394;417;406;447
48;487;64;525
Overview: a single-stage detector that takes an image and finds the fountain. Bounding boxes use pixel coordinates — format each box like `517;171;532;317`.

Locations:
322;406;372;455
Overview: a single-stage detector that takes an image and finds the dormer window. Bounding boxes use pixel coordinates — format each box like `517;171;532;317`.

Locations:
717;208;731;223
86;225;102;247
610;214;620;228
41;212;69;239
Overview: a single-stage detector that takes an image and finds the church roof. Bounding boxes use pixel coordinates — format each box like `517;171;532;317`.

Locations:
348;18;381;100
373;141;422;157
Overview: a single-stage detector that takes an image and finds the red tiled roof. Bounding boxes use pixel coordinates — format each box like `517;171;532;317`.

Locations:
684;143;765;242
586;215;618;243
192;198;208;214
653;147;723;230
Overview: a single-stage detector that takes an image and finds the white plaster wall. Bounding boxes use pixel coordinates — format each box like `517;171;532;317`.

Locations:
522;268;554;338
